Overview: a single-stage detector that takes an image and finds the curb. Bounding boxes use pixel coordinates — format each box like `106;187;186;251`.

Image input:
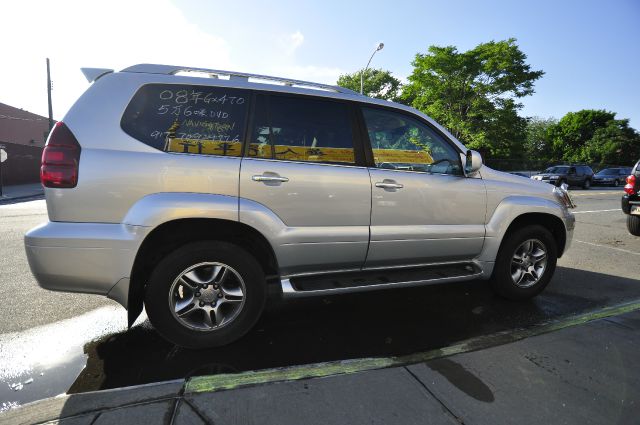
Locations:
0;193;44;205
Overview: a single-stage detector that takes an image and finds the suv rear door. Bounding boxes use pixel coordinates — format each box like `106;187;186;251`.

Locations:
567;166;579;185
359;106;486;268
239;93;371;276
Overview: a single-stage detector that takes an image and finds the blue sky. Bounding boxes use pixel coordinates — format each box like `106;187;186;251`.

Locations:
2;0;639;129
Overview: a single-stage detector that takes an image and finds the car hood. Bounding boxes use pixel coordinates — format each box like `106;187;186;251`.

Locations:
479;166;558;200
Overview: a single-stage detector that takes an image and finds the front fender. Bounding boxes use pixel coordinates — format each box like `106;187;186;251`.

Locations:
478;195;573;263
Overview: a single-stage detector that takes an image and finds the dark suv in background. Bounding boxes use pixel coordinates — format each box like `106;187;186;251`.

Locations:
593;167;632;187
531;165;594;189
622;160;640;236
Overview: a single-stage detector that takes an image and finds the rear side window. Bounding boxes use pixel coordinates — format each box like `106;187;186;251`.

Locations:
121;84;248;157
248;94;356;164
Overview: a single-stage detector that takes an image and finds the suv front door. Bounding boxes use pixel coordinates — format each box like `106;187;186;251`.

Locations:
360;106;486;268
240;94;371;276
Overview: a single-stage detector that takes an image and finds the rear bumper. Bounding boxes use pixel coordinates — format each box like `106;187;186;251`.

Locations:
622;195;630;214
622;195;639;215
24;222;149;308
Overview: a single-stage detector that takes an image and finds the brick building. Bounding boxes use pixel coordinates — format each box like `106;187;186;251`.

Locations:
0;102;50;185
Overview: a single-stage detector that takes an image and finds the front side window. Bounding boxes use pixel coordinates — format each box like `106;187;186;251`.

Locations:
248;95;356;164
121;84;248;157
361;107;462;175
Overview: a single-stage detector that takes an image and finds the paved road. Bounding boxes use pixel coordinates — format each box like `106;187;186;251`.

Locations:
0;200;117;333
1;188;639;410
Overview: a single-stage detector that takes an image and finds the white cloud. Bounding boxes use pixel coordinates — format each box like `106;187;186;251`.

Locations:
278;30;305;57
290;31;305;52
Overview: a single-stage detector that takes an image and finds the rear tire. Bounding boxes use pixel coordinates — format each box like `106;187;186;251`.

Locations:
627;216;640;236
491;225;557;300
144;241;266;348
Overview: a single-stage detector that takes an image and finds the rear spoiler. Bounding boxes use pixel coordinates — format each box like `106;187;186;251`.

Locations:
80;68;113;83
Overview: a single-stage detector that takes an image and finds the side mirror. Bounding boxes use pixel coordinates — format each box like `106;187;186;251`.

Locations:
465;150;483;175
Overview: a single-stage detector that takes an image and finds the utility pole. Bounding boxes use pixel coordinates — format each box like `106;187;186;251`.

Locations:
46;58;53;132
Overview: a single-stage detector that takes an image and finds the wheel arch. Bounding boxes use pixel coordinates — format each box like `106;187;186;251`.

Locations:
501;213;567;257
479;196;571;265
127;218;279;327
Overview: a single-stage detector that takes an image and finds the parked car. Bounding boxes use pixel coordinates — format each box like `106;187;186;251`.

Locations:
24;64;576;348
622;160;640;236
593;167;632;187
531;165;594;189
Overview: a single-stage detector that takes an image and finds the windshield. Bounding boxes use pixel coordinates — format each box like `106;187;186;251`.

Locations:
596;169;618;175
544;166;569;174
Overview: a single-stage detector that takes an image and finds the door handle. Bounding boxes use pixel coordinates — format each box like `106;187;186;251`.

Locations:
252;174;289;183
375;181;403;189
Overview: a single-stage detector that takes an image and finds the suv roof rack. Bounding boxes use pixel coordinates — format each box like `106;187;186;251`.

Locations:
120;64;360;96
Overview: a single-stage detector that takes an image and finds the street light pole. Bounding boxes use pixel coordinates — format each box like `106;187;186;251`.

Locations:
46;58;54;132
360;42;384;95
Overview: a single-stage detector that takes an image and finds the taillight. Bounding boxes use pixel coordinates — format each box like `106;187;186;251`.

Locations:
624;174;636;196
41;122;81;188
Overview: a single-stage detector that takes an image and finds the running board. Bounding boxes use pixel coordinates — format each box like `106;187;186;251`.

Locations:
281;263;482;298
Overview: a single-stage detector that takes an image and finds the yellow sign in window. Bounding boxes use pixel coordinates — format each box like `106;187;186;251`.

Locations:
166;138;434;166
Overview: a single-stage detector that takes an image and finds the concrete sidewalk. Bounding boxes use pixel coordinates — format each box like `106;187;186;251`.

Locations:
2;308;639;425
0;182;43;204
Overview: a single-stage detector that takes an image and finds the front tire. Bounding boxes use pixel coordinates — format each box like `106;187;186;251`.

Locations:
628;215;640;236
491;225;558;300
144;241;266;348
582;179;591;189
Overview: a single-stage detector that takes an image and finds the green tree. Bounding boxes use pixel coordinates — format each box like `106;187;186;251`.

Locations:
524;117;557;161
401;38;543;157
548;109;640;165
337;68;401;101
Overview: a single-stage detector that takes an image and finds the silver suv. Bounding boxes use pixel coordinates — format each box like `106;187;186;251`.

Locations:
25;64;576;348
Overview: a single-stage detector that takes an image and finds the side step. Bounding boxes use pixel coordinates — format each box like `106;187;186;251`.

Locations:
281;263;482;298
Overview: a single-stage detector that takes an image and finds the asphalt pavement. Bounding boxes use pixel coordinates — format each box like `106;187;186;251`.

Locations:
1;187;639;413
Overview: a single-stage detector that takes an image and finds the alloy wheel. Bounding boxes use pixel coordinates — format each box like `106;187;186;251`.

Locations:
510;239;547;288
169;262;246;331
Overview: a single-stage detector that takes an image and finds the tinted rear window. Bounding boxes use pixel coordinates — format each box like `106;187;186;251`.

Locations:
121;84;248;156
